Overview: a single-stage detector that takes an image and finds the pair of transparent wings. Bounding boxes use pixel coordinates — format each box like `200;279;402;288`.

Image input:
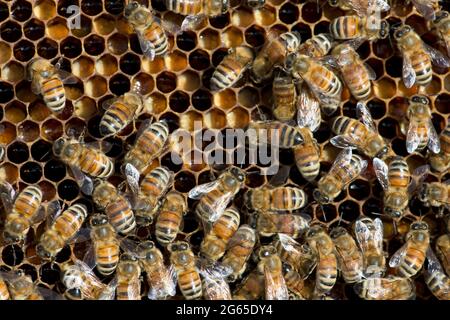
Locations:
330;102;381;154
262;258;290;300
354;218;384;269
406;115;441;154
373;157;430;194
328;148;368;179
297;82;322;133
401;39;450;88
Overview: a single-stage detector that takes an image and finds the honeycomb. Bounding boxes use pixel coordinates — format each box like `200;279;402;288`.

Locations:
0;0;449;300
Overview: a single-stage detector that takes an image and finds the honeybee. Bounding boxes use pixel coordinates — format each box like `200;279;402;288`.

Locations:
354;217;386;277
188;166;245;223
247;121;303;148
429;120;450;173
0;276;9;300
389;221;430;278
373;156;412;219
155;191;187;246
168;241;202;300
305;226;338;295
433;11;450;57
92;180;136;235
27;57;78;113
354;276;415;300
53;138;114;193
294;127;321;182
329;11;390;41
221;224;256;282
394;25;450;88
36;203;88;260
61;259;115;300
115;253;142;300
328;0;390;16
233;267;265;300
200;207;240;261
0;183;44;243
435;233;450;276
165;0;227;29
1;270;62;300
282;263;312;299
252;31;302;83
313;148;368;204
99;91;144;137
424;248;450;300
289;53;342;114
257;212;310;238
245;186;308;212
210;46;254;92
257;245;289;300
125;1;170;61
418;181;450;217
331;42;376;101
126;165;174;226
330;226;364;283
274;234;318;279
199;266;232;300
331;102;389;159
410;0;439;21
298;33;333;58
123;119;170;175
404;95;440;154
87;214;120;276
296;82;322;133
135;241;176;300
272;71;296;122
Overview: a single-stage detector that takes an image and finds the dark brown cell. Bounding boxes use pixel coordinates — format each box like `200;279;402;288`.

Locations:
11;0;32;22
24;18;45;40
84;34;105;56
61;36;82;58
37;38;58;59
279;2;299;24
156;71;177;93
109;73;131;96
1;20;23;42
7;141;29;164
169;91;190;113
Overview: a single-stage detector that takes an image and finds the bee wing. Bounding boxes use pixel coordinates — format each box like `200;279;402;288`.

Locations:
330;148;353;175
37;285;66;300
277;233;302;254
425;247;444;273
423;42;450;67
101;97;120;111
147;263;177;300
389;242;408;268
70;166;94;195
368;0;390;12
268;164;291;187
402;54;416;88
373;157;390;190
136;30;156;61
354;219;371;252
226;225;256;250
188;180;220;199
126;278;142;300
202;275;232;300
330;135;359;150
42;200;62;227
407;164;430;194
364;63;377;80
356;101;376;133
0;181;16;213
124;163;141;196
181;14;206;31
159;17;181;36
411;0;436;20
119;238;141;257
83;245;97;270
54;59;79;85
373;218;384;250
297;84;321;132
427;119;441;154
264;264;289;300
406;119;421;154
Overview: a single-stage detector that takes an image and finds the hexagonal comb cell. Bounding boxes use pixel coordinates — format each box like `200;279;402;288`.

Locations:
0;0;447;302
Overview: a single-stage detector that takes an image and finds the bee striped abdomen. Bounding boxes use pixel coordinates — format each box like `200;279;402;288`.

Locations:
196;189;224;220
96;243;120;275
106;197;136;235
166;0;202;15
140;167;172;202
100;101;136;136
330;16;360;39
411;53;432;86
294;143;320;182
42;77;65;112
398;248;426;277
143;23;169;56
316;254;337;293
212;208;240;240
389;157;410;188
425;272;450;300
178;269;202;300
346;64;371;100
271;188;307;210
53;204;87;240
211;60;241;90
79;148;114;178
14;186;42;218
155;209;182;244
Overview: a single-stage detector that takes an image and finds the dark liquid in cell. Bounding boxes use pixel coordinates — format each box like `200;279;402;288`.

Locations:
61;37;82;58
292;23;312;40
0;2;8;22
317;204;337;223
12;0;32;22
209;14;230;29
245;25;265;47
192;89;212;111
338;200;361;222
160;152;183;173
37;38;58;60
182;214;199;234
156;72;177;93
349;180;371;200
7;141;29;164
1;21;22;42
39;263;61;285
302;2;321;23
55;245;72;263
356;41;371;60
19;264;38;281
392;138;408;157
57;0;79;17
105;0;125;15
211;49;228;67
367;99;386;119
109;74;131;96
189;50;210;71
0;82;14;103
386;56;402;78
24;19;45;40
313;21;330;35
81;0;103;15
58;179;80;201
44;160;67;182
177;31;197;51
174;172;196;193
379;117;398;139
84;35;105;56
104;137;123;158
1;245;24;266
170;91;190;113
20;162;42;184
120;53;141;75
279;3;299;24
363;198;383;217
88;115;103;138
160;112;179;133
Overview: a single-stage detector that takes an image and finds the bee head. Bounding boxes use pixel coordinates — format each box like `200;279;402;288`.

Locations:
410;95;429;106
245;0;265;9
330;226;347;239
168;241;189;252
121;252;138;262
411;221;428;231
90;214;108;227
434;11;449;23
394;25;411;39
328;0;339;7
379;20;390;39
36;244;52;260
282;262;293;274
258;245;276;259
292;54;310;73
384;207;402;219
124;1;140;18
52;137;66;157
313;189;329;204
229;166;246;182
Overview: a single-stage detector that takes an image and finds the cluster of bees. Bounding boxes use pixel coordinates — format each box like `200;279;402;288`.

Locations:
0;0;449;300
